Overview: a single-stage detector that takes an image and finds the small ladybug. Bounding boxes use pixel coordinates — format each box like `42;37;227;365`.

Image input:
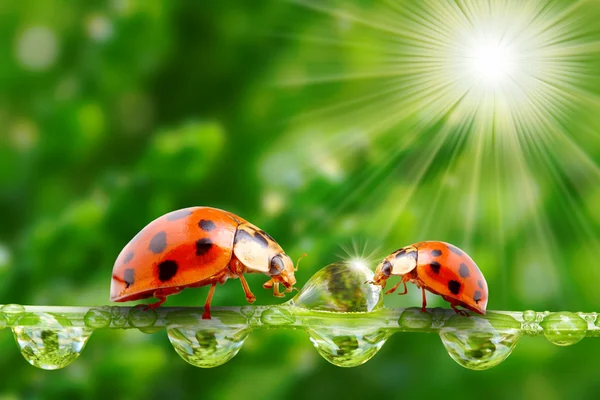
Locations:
369;241;488;316
110;207;298;319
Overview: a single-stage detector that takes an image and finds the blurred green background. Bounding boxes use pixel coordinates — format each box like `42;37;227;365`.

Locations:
1;0;600;399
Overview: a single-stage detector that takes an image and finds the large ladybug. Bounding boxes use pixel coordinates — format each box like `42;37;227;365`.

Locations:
369;241;488;315
110;207;298;319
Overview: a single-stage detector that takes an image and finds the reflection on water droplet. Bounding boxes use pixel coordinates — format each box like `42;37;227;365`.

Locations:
128;305;158;328
307;327;389;367
1;304;25;324
167;325;250;368
260;307;295;326
540;312;587;346
84;308;111;328
289;262;382;312
12;313;91;370
440;313;521;370
398;308;432;330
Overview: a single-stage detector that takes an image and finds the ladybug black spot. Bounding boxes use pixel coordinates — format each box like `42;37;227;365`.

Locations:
449;245;464;256
478;279;484;289
199;219;216;232
459;263;470;278
448;280;461;295
431;249;442;257
474;290;482;304
429;261;441;274
157;260;178;281
123;252;134;264
196;238;213;256
123;268;135;288
253;232;269;248
395;248;407;258
166;208;194;221
149;231;167;254
259;229;275;242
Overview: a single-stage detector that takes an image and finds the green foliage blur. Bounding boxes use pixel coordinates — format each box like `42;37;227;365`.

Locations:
2;1;600;399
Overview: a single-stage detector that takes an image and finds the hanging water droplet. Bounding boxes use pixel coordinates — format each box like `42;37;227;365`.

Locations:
83;308;111;328
439;313;521;370
289;262;382;312
540;312;587;346
307;327;390;367
260;307;295;326
167;321;250;368
398;308;432;330
2;304;25;324
12;313;92;370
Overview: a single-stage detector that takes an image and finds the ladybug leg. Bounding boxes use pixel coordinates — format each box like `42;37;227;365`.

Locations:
450;303;470;317
272;282;285;298
237;274;256;304
202;282;217;320
263;279;274;289
146;296;167;310
420;287;428;313
385;281;408;295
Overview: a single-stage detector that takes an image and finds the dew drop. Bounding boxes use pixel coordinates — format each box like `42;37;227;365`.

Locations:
259;307;295;326
167;325;250;368
289;262;382;312
307;327;390;367
128;305;158;328
83;308;111;329
439;313;521;370
398;308;432;330
540;312;587;346
1;304;25;324
110;306;128;327
240;306;255;318
12;313;92;370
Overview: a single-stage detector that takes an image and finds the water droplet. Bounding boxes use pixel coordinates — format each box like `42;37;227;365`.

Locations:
399;308;432;330
110;306;128;327
12;313;92;370
523;310;536;322
260;307;295;326
83;308;111;328
440;313;521;370
128;305;158;328
540;312;587;346
240;306;255;318
307;327;390;367
167;324;250;368
289;262;382;312
1;304;25;324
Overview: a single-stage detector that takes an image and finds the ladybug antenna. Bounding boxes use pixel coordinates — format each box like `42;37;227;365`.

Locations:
295;253;307;271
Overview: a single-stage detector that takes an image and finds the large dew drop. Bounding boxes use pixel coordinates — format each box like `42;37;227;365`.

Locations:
540;312;587;346
439;313;521;370
12;313;92;370
289;261;383;312
307;327;390;367
166;311;249;368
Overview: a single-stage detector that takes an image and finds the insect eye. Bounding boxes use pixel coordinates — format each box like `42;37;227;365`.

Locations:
381;260;392;276
269;255;285;276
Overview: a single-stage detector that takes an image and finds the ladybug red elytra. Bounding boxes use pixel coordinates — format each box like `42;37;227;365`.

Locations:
110;207;298;319
369;241;488;316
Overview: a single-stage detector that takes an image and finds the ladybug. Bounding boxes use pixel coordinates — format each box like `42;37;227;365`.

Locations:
369;241;488;316
110;207;298;319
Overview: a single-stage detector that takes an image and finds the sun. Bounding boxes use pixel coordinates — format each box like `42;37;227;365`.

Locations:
467;38;515;86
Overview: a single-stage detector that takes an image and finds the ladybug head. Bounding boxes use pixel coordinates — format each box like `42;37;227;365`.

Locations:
268;253;297;288
370;245;418;287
